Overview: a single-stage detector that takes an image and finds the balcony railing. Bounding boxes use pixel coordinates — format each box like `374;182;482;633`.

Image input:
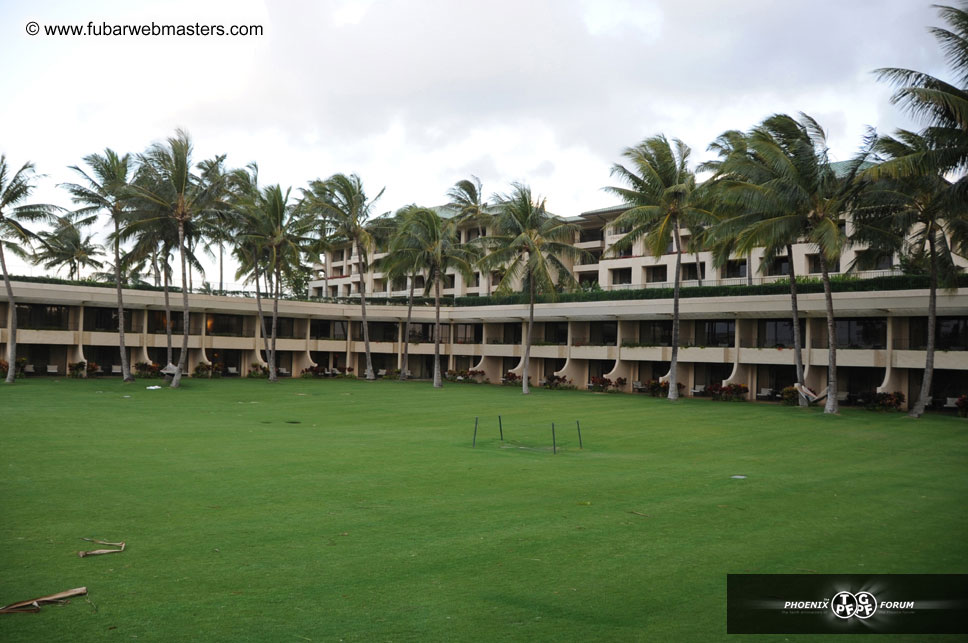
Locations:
893;338;968;351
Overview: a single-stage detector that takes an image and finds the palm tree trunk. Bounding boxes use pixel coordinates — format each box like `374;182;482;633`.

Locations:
253;262;271;371
694;251;703;287
163;266;173;380
171;222;190;388
910;234;938;417
746;253;753;286
219;240;224;294
523;275;534;395
400;275;414;381
787;245;807;407
433;270;442;389
115;218;133;382
818;253;838;414
357;240;375;380
1;244;18;383
668;224;683;400
269;263;280;382
151;254;161;287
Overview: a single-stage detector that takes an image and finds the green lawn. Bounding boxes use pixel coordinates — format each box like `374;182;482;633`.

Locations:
1;378;966;642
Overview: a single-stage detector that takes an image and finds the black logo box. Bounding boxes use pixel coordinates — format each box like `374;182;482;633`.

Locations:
727;574;968;634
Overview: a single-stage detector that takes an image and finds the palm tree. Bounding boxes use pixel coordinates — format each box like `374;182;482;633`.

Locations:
0;156;56;383
230;164;274;371
123;213;181;375
874;3;968;199
31;213;104;279
385;206;476;388
854;130;968;417
702;129;808;406
480;184;585;394
61;149;137;381
605;135;715;400
302;173;384;380
708;114;872;414
129;130;227;388
447;176;491;238
241;184;314;382
371;211;416;380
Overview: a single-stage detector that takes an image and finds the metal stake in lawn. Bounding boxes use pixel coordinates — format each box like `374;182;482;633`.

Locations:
498;415;503;442
472;416;478;447
552;422;557;454
577;420;583;449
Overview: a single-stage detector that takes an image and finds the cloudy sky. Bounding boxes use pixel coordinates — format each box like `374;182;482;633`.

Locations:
1;0;951;284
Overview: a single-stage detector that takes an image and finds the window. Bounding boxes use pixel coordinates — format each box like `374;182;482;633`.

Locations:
148;310;183;334
808;253;840;274
503;323;522;345
577;250;602;265
725;259;747;279
444;274;456;289
832;318;886;349
909;316;968;350
646;265;667;283
611;268;632;285
455;323;483;344
364;322;398;342
83;307;133;332
206;314;244;337
16;304;71;330
768;256;791;276
698;320;734;347
588;322;618;346
579;273;599;287
544;322;568;345
638;320;672;346
610;223;631;235
682;262;706;281
579;228;604;242
757;319;805;348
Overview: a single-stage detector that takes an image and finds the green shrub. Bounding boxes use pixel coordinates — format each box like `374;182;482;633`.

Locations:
780;386;799;405
866;391;905;412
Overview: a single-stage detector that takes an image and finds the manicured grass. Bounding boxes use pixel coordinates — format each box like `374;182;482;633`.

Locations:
1;378;966;642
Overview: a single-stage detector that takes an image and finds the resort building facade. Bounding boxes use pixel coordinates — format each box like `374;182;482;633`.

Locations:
3;277;968;410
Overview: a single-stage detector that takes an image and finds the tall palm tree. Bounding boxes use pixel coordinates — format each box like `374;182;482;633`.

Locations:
129;130;227;388
31;212;104;279
302;173;384;380
0;156;57;383
123;213;182;375
480;184;585;394
241;184;314;382
702;129;808;406
61;149;137;381
230;163;275;370
605;135;715;400
708;114;872;414
874;3;968;199
371;211;417;380
855;130;968;417
386;206;476;388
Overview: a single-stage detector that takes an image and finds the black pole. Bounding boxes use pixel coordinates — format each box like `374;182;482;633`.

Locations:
473;417;478;447
499;415;504;441
552;422;556;454
576;420;583;449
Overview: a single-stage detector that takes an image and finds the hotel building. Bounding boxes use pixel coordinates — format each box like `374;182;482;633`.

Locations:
3;205;967;409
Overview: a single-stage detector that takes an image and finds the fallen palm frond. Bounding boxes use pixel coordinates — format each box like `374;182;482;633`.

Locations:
0;587;87;614
78;538;126;558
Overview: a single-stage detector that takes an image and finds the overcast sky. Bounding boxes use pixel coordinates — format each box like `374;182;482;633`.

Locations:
1;0;952;284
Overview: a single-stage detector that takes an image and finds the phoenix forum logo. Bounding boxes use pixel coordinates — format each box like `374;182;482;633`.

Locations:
831;590;877;619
